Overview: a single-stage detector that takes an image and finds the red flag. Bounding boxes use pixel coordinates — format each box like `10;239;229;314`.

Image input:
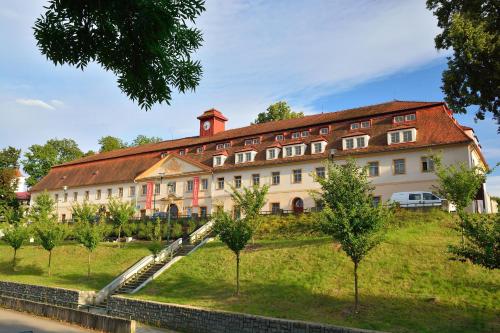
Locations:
192;176;200;207
145;182;154;209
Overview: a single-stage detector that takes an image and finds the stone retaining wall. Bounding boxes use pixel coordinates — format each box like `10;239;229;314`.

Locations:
109;296;384;333
0;281;94;307
0;295;135;333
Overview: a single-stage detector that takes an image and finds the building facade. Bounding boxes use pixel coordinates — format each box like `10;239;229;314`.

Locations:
30;101;495;220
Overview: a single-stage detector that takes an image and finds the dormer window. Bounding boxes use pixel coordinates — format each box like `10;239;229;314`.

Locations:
291;132;300;139
224;142;231;148
350;123;360;130
319;127;329;135
405;114;416;121
235;150;257;164
301;131;309;137
283;143;307;157
311;139;327;154
275;134;284;141
196;147;203;154
244;138;260;146
342;134;370;150
361;121;371;128
387;128;417;144
393;113;415;124
394;115;405;123
213;154;227;167
179;149;186;156
216;143;224;150
267;148;279;160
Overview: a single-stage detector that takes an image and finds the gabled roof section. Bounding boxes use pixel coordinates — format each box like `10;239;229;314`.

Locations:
135;153;211;181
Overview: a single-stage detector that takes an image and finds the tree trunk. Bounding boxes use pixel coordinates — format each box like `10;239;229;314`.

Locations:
12;248;17;270
236;252;240;296
354;261;359;313
88;251;91;278
117;225;122;248
48;250;52;276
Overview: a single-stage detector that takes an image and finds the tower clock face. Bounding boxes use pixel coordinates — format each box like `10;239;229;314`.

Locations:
203;121;211;131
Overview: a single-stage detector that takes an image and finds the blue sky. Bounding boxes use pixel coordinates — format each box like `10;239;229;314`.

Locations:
0;0;498;195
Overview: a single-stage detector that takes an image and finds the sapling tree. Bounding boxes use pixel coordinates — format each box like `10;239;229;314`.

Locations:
148;217;164;259
317;159;391;312
448;212;499;269
72;201;105;277
213;211;253;296
228;184;269;243
2;207;29;270
433;155;489;245
107;198;135;247
30;192;67;276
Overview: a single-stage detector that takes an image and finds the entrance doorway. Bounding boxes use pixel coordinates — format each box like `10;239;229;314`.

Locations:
292;197;304;214
168;204;179;218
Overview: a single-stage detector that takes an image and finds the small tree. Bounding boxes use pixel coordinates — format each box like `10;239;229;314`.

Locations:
213;211;253;296
3;216;29;270
30;192;67;276
448;212;499;269
228;184;269;242
433;156;488;245
148;217;163;259
107;198;135;247
317;159;391;312
74;220;106;277
72;201;105;277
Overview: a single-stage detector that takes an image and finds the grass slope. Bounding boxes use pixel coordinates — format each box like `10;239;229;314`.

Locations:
0;242;150;290
134;211;499;333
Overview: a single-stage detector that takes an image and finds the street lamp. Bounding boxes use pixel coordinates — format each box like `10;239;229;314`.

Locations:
166;182;174;258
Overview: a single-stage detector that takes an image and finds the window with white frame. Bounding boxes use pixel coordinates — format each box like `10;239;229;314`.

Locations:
282;144;306;157
393;159;406;174
118;187;124;198
96;189;101;200
320;127;329;135
235;150;256;164
244;139;253;146
141;185;147;195
301;131;309;137
421;156;435;172
294;145;302;155
312;140;327;154
224;142;231;148
154;184;160;194
405;114;416;121
275;134;284;141
271;171;280;185
267;148;278;160
129;186;135;197
179;150;185;156
217;177;224;190
387;128;416;145
292;169;302;183
216;143;224;150
234;176;242;188
213;155;227;166
361;121;371;128
201;179;208;190
342;135;369;150
315;167;326;179
368;161;379;177
393;115;405;123
285;146;293;157
167;181;176;193
196;147;203;154
350;123;360;130
291;132;300;139
252;174;260;186
186;180;193;192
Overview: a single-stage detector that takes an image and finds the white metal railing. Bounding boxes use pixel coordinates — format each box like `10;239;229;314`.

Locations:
189;220;215;244
95;238;182;304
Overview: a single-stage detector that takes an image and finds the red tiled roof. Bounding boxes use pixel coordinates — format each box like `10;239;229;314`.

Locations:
197;108;228;121
310;136;328;142
31;101;478;191
235;147;258;153
267;142;282;148
341;131;368;138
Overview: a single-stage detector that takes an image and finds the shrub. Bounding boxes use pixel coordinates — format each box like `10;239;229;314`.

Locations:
255;212;324;239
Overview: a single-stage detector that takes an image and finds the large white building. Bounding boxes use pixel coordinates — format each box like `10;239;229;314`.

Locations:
30;101;495;220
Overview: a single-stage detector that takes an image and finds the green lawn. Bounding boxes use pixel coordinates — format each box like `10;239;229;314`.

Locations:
134;211;500;333
0;241;150;290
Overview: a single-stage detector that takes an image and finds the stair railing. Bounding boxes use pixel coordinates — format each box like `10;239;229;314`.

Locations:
189;219;215;244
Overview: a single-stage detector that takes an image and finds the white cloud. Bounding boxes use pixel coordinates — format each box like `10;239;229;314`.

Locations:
487;176;500;197
50;99;65;108
15;98;55;110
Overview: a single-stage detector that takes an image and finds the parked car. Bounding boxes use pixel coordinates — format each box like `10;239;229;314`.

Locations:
390;191;456;211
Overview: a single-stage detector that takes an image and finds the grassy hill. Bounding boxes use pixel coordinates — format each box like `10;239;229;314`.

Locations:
134;210;499;333
0;242;150;290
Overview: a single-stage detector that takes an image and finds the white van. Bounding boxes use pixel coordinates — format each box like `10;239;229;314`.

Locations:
390;191;454;210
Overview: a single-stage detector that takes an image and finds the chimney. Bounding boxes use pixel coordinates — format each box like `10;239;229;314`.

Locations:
197;108;228;137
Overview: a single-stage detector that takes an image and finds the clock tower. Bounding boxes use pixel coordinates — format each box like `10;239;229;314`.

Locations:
197;108;228;137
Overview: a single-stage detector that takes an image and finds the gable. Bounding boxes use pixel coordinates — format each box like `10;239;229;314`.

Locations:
135;154;210;181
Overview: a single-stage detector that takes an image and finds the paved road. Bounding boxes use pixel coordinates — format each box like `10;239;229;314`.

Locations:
0;308;92;333
0;308;177;333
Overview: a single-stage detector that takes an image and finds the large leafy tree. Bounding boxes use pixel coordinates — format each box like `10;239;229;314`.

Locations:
213;211;253;296
30;192;67;276
448;212;499;269
22;139;83;187
131;135;163;147
426;0;499;129
98;136;127;153
317;159;391;312
33;0;205;109
0;146;22;210
253;101;304;124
